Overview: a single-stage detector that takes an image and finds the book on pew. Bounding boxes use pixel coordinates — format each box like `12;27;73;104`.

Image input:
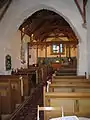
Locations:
49;116;79;120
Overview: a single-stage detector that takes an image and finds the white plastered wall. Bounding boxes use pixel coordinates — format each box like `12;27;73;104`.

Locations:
0;0;87;75
87;0;90;75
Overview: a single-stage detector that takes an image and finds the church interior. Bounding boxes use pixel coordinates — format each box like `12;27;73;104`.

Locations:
0;0;90;120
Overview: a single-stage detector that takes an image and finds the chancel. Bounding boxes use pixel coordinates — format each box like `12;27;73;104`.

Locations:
0;0;90;120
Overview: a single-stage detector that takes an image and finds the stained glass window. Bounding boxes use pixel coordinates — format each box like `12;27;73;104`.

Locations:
52;44;63;54
60;44;63;53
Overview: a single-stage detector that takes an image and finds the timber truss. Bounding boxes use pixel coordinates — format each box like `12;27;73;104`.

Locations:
74;0;87;27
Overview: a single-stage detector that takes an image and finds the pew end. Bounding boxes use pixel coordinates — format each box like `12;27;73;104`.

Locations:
37;105;64;120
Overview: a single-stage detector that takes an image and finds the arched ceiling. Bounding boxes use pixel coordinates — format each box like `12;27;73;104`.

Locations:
19;9;79;43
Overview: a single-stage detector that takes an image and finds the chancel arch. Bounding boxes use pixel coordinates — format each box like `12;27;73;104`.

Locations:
0;1;87;76
19;9;79;75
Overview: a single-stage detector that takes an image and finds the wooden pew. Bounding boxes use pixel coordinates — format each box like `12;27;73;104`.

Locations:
0;80;13;114
14;67;37;74
52;75;89;83
43;87;90;117
52;79;90;84
0;75;29;97
0;94;1;120
0;93;1;114
0;78;21;114
0;65;46;114
48;83;90;92
19;75;29;97
53;75;86;79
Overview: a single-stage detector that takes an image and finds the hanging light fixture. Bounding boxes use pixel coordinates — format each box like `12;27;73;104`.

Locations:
31;34;34;41
22;27;24;32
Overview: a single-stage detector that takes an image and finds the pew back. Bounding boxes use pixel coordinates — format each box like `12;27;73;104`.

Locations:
48;83;90;92
0;77;22;114
12;68;38;91
0;94;1;114
43;87;90;117
53;76;86;79
52;79;90;84
0;75;29;96
37;105;63;120
10;79;21;111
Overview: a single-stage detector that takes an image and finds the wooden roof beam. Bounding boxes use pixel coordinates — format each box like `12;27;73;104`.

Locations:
28;41;78;46
74;0;87;24
33;26;72;37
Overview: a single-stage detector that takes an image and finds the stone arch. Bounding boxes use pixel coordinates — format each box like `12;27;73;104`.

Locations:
17;4;81;42
0;2;86;75
16;4;80;74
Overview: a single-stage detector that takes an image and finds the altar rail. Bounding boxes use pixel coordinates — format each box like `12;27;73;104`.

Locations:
0;94;1;120
8;84;43;120
53;75;86;79
0;73;40;114
0;75;29;96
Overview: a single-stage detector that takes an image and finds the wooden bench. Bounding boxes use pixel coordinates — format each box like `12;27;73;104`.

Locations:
52;79;90;84
13;68;40;87
48;83;90;92
13;67;37;74
53;75;86;79
50;76;90;92
43;87;90;117
3;65;51;120
0;78;22;114
0;93;1;114
0;65;47;114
